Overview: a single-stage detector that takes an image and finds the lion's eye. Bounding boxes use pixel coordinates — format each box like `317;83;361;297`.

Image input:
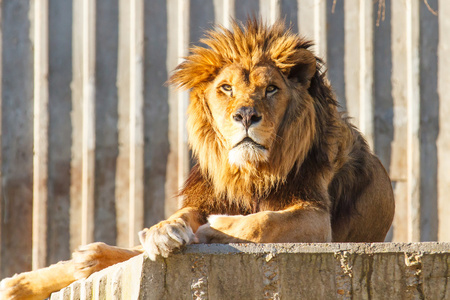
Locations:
266;85;278;96
220;84;233;94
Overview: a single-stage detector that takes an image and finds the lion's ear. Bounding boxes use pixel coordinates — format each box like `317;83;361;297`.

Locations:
287;48;317;85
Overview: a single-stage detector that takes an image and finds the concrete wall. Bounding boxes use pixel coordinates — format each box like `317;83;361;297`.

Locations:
50;242;450;299
1;0;450;279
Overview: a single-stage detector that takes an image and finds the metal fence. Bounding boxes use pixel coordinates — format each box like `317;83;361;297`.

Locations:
0;0;448;278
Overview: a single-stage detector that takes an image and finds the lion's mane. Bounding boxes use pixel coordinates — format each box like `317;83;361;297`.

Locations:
170;20;342;211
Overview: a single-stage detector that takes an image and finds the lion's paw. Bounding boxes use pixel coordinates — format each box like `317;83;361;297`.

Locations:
72;242;109;280
0;273;35;300
139;218;194;261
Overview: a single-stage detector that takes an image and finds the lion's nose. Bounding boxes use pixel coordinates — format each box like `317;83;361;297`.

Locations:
233;106;262;130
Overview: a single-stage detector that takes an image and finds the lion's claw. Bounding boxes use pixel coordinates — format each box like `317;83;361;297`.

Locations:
139;218;195;260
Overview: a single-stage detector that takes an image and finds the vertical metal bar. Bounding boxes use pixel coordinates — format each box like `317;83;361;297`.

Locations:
166;0;178;218
344;0;360;127
166;0;190;217
391;0;420;242
70;0;83;251
213;0;235;28
390;0;408;242
32;0;49;270
81;0;95;246
177;0;190;208
260;0;280;24
437;0;450;241
344;0;373;148
359;0;374;148
406;0;420;242
116;0;131;247
298;0;327;59
129;0;144;247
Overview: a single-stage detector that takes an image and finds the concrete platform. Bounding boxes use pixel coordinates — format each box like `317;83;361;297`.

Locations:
50;242;450;299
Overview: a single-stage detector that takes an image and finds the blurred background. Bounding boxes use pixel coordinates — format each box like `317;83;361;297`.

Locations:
0;0;448;278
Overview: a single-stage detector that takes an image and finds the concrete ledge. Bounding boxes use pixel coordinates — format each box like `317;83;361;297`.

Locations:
50;243;450;299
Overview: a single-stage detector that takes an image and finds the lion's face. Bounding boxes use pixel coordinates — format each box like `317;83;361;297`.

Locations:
171;20;320;197
204;63;292;168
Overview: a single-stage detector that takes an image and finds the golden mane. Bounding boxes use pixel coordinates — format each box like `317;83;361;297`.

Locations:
170;20;316;90
171;20;334;207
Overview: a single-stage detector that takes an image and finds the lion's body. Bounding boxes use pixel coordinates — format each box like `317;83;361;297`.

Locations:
0;20;394;300
182;132;394;243
171;19;394;244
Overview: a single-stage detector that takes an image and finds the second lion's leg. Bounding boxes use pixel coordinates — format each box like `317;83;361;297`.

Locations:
0;242;143;300
0;261;78;300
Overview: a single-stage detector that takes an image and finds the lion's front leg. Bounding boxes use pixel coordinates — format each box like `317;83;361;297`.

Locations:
196;204;332;243
139;207;204;260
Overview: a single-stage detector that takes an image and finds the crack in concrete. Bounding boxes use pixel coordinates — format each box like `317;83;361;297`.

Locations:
334;250;353;299
190;255;209;300
262;252;280;300
404;252;424;300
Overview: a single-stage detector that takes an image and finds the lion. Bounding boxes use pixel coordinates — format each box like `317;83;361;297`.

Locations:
0;19;394;299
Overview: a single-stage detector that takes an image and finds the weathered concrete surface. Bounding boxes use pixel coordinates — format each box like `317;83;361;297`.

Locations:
50;242;450;299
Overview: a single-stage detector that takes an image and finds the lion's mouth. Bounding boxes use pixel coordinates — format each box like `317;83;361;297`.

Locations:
233;137;266;150
229;137;269;166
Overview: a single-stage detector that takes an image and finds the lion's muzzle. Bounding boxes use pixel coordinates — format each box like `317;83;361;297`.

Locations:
233;106;262;130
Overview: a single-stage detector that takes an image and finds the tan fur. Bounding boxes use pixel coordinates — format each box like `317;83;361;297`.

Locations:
0;243;143;299
0;19;394;299
196;204;332;243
